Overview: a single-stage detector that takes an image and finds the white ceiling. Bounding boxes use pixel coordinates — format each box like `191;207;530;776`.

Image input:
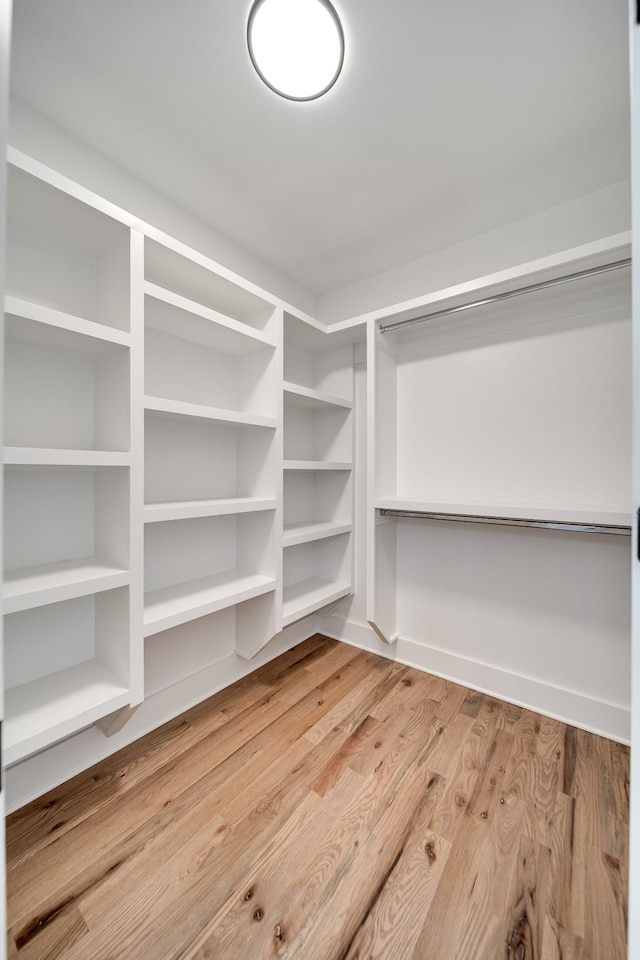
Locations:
9;0;630;298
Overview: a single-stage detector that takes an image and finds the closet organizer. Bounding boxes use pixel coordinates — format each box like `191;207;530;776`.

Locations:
2;149;358;769
366;236;632;664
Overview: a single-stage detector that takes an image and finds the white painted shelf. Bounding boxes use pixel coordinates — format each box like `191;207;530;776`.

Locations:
3;447;131;466
283;520;353;547
144;571;276;637
5;296;131;346
3;559;130;614
145;282;276;350
284;460;352;472
282;577;351;627
374;496;631;528
144;497;277;523
144;396;277;429
4;660;131;766
283;381;353;410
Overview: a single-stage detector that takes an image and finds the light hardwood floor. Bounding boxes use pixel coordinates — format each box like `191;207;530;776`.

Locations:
6;635;629;960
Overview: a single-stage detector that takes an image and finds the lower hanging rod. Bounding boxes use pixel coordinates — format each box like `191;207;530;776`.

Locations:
378;509;631;536
379;257;631;334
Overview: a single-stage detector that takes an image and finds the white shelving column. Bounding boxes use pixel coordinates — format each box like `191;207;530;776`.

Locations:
3;158;142;765
281;314;355;627
366;317;399;644
142;238;281;661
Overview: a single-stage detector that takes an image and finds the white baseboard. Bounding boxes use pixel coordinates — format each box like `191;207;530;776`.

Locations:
5;619;318;814
318;615;631;745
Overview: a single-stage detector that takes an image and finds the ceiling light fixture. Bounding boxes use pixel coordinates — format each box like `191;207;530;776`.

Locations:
247;0;345;101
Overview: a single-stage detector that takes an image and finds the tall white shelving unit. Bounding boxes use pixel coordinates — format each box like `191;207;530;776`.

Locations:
2;151;360;775
2;157;144;765
142;237;281;658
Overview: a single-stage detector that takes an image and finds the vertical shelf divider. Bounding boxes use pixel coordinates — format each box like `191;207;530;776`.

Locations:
128;228;145;705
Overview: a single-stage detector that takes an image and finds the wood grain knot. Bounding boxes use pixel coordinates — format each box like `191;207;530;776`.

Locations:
317;700;324;706
605;853;620;871
507;911;533;960
275;923;284;942
455;794;466;807
481;811;489;820
374;741;382;749
425;842;437;863
253;908;264;922
401;678;413;687
244;889;254;901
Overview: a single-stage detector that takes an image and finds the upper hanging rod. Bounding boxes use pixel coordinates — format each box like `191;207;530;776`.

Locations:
379;257;631;334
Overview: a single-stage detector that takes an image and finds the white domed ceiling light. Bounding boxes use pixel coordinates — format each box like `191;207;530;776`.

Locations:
247;0;345;101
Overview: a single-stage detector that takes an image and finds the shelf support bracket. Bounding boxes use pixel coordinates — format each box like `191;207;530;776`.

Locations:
96;704;140;738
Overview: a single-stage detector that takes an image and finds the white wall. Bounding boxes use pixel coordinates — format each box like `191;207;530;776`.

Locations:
319;179;631;325
9;99;317;318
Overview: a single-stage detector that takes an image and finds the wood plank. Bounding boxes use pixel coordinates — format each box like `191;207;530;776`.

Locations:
8;651;374;934
6;633;330;865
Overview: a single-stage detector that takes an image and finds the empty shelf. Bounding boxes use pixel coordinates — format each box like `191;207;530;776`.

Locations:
3;447;130;466
282;577;351;627
4;559;130;614
4;660;131;766
145;282;276;350
144;570;276;636
283;382;352;410
144;396;277;429
144;497;277;523
5;296;131;346
283;520;352;547
284;460;352;472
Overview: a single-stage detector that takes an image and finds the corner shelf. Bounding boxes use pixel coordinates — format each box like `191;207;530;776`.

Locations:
282;578;351;627
283;381;353;410
144;571;276;637
283;520;352;547
3;559;130;614
144;497;277;523
4;660;131;766
284;460;352;472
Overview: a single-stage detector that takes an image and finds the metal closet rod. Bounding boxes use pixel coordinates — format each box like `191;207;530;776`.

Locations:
379;257;631;334
378;508;631;536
